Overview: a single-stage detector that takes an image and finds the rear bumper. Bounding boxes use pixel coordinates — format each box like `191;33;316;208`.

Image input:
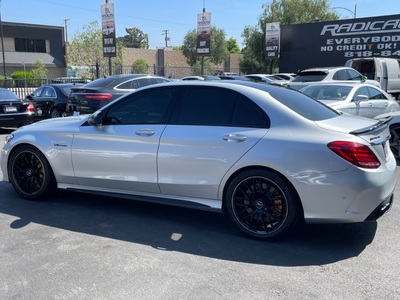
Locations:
366;193;394;221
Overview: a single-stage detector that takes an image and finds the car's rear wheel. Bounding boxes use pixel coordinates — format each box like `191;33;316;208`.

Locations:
8;145;56;200
389;124;400;159
50;108;60;118
225;169;301;241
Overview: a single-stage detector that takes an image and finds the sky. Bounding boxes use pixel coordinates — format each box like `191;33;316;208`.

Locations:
2;0;399;49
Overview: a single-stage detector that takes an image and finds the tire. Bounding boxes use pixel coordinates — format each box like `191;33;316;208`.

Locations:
8;145;56;200
50;108;60;118
389;124;400;160
225;169;301;241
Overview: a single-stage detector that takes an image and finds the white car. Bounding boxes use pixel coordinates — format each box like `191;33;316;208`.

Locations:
301;83;400;119
1;81;396;241
288;67;381;90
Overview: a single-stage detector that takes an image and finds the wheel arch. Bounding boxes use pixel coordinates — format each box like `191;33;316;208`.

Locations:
221;165;304;218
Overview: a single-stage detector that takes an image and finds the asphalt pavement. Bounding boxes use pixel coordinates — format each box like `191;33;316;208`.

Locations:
0;129;399;300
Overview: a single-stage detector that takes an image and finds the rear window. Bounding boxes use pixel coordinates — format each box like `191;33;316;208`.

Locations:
292;71;328;82
83;78;117;88
0;89;19;100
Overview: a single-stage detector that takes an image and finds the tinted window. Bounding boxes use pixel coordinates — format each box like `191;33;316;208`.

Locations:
172;87;269;127
137;78;155;87
83;78;117;88
117;79;140;90
292;71;327;82
43;87;56;97
103;87;176;125
367;87;386;100
32;86;45;97
0;89;19;100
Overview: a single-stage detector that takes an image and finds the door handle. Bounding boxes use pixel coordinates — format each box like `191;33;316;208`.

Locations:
223;134;247;142
135;129;155;136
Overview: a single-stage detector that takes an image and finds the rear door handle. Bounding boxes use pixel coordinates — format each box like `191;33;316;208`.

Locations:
223;134;246;142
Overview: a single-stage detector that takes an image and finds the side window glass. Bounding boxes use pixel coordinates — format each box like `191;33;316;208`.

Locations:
333;70;348;80
155;78;170;84
137;78;154;88
103;87;176;124
173;87;237;126
33;86;44;97
232;96;270;128
43;87;56;97
367;87;385;100
354;87;369;100
347;69;363;81
117;80;139;90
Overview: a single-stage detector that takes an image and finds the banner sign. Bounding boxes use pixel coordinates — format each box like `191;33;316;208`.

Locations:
265;22;280;59
101;3;117;58
279;14;400;72
196;12;211;56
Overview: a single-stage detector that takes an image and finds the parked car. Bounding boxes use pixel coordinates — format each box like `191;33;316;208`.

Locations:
1;81;396;241
66;74;171;116
0;88;34;128
244;74;287;85
180;75;221;81
287;67;381;90
27;83;84;119
219;75;253;81
273;73;297;81
300;83;400;119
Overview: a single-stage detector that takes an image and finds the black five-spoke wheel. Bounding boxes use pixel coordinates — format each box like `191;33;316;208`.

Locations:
9;145;55;200
225;169;300;241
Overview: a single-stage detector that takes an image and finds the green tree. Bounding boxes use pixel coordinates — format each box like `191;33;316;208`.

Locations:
227;38;241;54
181;29;198;66
240;0;340;73
65;21;107;78
131;58;149;73
122;27;149;49
31;59;48;79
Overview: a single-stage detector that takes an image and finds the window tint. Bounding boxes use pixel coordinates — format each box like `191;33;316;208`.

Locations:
347;69;363;81
172;87;269;127
43;87;56;97
332;70;349;80
103;87;176;125
117;79;140;90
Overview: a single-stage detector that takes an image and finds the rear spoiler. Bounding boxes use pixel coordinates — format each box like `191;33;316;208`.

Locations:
350;115;392;135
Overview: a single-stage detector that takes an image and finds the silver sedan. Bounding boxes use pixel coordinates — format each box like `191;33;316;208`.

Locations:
0;81;396;241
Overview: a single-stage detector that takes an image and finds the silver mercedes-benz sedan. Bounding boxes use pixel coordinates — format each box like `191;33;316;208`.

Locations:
0;81;396;241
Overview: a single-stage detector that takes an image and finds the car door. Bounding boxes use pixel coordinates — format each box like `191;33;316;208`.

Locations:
71;86;177;194
353;86;389;118
157;86;270;200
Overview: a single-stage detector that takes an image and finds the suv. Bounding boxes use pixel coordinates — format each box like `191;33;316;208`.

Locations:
66;74;171;115
287;67;381;90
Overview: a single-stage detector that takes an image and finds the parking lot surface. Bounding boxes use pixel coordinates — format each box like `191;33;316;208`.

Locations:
0;128;399;299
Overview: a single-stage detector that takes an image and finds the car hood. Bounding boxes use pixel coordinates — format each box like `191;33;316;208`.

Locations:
15;115;90;132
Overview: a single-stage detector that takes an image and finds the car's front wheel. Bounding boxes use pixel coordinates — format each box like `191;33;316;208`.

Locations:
50;108;60;118
225;169;301;241
8;145;56;200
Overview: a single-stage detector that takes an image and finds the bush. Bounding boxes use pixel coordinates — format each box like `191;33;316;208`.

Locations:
0;75;14;88
131;58;149;74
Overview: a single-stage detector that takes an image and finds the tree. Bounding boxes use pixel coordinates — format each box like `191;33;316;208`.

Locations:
227;38;241;54
122;27;149;49
131;58;149;73
66;21;107;78
240;0;340;73
181;26;230;67
31;59;48;79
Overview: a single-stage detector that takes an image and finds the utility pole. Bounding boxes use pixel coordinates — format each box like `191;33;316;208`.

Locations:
162;30;169;47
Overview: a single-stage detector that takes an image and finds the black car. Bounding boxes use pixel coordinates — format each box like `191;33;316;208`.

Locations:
27;83;84;119
66;74;171;116
0;88;34;128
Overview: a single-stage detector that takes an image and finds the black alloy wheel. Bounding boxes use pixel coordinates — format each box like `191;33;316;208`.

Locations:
9;145;55;200
225;169;300;241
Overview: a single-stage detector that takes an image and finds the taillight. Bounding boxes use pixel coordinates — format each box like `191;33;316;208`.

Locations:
328;141;381;169
84;93;112;101
26;102;35;112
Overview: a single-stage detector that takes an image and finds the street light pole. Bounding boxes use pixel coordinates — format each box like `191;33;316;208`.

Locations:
333;5;357;18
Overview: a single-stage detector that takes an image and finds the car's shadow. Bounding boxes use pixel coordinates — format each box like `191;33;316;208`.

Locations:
0;181;377;267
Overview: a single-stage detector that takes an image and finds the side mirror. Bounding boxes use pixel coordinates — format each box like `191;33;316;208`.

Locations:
88;111;103;126
361;75;367;83
354;94;369;105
